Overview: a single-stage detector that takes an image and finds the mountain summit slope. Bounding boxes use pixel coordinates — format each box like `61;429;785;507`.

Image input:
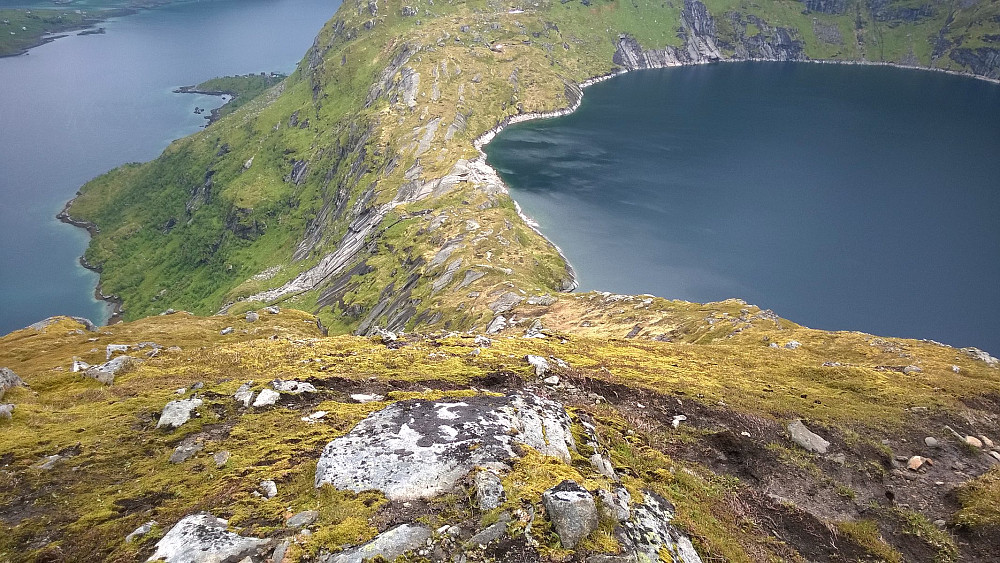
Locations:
64;0;1000;333
1;302;999;561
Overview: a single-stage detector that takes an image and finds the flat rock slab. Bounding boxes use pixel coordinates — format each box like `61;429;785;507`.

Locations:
158;398;203;429
787;419;830;454
147;513;269;563
320;524;431;563
315;392;575;501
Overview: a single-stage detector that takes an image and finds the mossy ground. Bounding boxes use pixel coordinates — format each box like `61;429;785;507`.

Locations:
2;300;998;561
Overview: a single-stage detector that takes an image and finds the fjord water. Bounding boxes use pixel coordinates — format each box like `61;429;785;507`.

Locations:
0;0;339;334
486;63;1000;352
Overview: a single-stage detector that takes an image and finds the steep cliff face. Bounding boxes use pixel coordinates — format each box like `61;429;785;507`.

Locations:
951;46;1000;78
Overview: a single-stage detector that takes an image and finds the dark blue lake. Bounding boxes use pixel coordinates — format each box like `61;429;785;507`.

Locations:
485;63;1000;352
0;0;339;334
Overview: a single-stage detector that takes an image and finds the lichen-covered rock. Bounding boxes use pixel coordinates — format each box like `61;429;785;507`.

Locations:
526;355;549;376
787;419;830;453
597;485;631;522
542;480;599;548
157;398;203;429
315;392;575;500
147;513;270;563
259;480;277;499
245;311;259;323
466;512;511;548
106;344;129;359
286;510;318;528
319;523;431;563
619;491;703;563
0;403;14;420
475;469;505;510
84;355;136;385
0;367;25;400
485;315;507;335
489;292;523;314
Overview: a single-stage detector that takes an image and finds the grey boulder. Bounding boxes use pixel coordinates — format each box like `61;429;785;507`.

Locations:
320;523;431;563
0;403;13;420
619;491;703;563
542;480;599;549
146;513;269;563
84;355;137;385
157;398;203;429
252;388;280;407
286;510;318;528
787;419;830;454
0;367;26;400
475;469;505;510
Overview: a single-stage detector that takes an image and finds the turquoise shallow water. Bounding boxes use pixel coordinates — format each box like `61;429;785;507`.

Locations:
485;63;1000;352
0;0;340;334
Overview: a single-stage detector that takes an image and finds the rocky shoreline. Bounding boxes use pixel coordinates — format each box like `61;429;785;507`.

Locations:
56;199;123;325
173;85;235;124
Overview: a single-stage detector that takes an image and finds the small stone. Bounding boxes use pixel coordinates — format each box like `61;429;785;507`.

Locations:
170;435;205;463
350;393;384;403
525;355;549;376
966;436;983;448
787;419;830;454
951;365;960;373
286;510;318;528
252;389;280;407
245;311;259;323
543;375;560;385
34;454;61;470
271;380;317;394
907;456;926;471
260;480;277;499
264;306;280;314
221;326;234;335
214;451;231;467
234;381;254;407
125;520;157;542
924;437;939;448
474;469;505;510
671;415;687;429
157;398;203;429
465;512;511;548
784;340;801;350
902;365;922;374
106;344;129;360
542;480;599;549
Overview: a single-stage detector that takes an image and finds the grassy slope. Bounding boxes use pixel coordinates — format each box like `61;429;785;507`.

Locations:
64;0;1000;331
1;300;998;561
0;9;105;56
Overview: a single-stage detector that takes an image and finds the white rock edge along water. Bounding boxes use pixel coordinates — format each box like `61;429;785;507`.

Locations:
315;392;575;501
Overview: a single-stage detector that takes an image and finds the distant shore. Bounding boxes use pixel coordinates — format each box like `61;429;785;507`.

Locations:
56;199;124;325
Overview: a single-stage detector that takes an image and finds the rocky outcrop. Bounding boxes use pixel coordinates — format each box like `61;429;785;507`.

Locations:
84;355;136;385
147;513;270;563
0;367;25;400
950;48;1000;80
868;0;935;22
801;0;847;14
320;524;431;563
315;392;576;500
619;491;704;563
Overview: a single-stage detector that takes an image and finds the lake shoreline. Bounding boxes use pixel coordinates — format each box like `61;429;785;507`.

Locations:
475;56;1000;298
56;199;123;325
173;85;234;124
